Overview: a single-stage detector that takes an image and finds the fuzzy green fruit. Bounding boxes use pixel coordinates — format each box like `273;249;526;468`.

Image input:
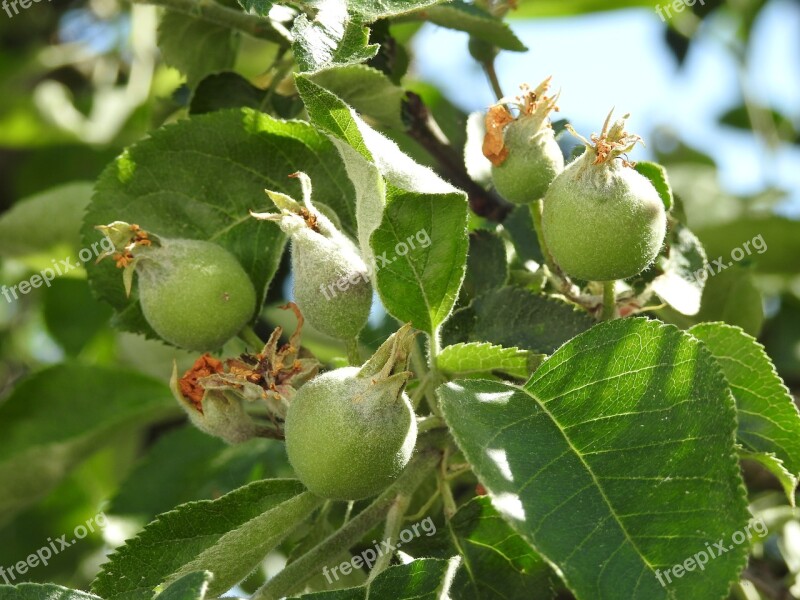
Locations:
137;239;256;351
485;78;564;204
254;173;371;341
285;367;416;500
291;231;372;341
491;117;564;204
542;113;667;281
285;325;418;500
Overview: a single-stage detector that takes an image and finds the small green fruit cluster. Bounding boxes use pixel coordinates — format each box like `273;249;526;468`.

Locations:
284;325;418;500
541;113;667;281
97;222;256;351
253;173;372;341
484;78;564;204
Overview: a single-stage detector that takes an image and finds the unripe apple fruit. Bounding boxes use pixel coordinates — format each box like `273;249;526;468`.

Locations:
253;173;371;341
542;113;666;281
485;78;564;204
137;239;256;351
285;325;418;500
96;222;256;352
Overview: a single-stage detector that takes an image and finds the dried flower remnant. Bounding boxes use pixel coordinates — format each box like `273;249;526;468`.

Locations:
482;105;514;166
171;303;320;443
178;354;224;412
484;78;564;203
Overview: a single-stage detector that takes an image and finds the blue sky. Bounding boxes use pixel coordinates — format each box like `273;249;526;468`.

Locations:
412;0;800;215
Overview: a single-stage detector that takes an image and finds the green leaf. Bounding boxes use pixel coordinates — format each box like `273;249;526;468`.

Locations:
190;72;266;115
154;572;212;600
449;497;557;599
345;0;448;20
0;584;102;600
461;229;508;301
0;182;92;257
294;75;384;266
296;75;469;334
237;0;273;17
285;517;368;593
0;364;175;526
503;205;544;265
698;216;799;274
292;3;379;74
738;449;798;507
690;322;800;504
443;286;594;354
295;74;463;201
157;12;239;86
762;294;800;382
295;74;371;157
43;279;113;356
438;318;750;600
438;342;538;379
634;161;673;211
109;426;288;522
93;479;322;600
298;558;455;599
651;222;708;316
83;108;356;337
310;65;405;129
420;2;527;51
512;0;662;18
370;188;468;334
695;265;764;337
720;105;796;139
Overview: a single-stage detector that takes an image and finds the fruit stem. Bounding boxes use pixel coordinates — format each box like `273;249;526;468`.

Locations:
426;328;444;417
238;326;264;351
345;338;361;366
602;281;617;320
367;493;412;582
342;501;354;525
314;500;332;527
403;488;442;523
252;448;441;600
438;445;458;521
410;375;432;410
482;58;504;101
417;414;446;433
410;339;429;379
412;337;440;415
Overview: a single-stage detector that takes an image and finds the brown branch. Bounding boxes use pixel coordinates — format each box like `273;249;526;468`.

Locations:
402;92;512;222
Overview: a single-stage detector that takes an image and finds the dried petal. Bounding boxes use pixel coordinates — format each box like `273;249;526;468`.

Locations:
482;105;514;166
178;354;224;412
